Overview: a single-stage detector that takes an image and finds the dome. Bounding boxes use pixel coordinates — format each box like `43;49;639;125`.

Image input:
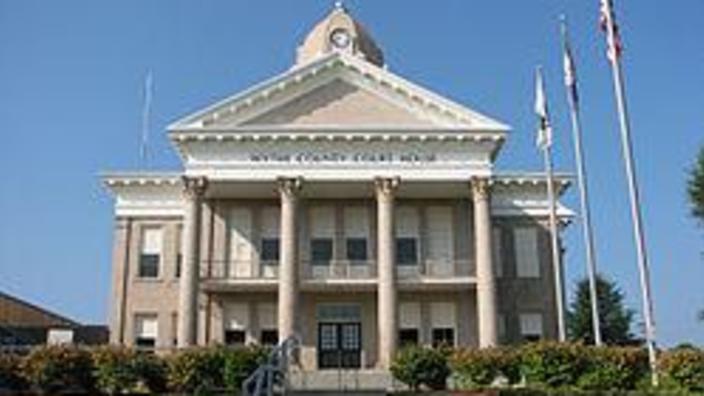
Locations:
296;3;384;67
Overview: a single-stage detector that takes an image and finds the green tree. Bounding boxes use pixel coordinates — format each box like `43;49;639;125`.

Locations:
687;145;704;224
567;275;635;345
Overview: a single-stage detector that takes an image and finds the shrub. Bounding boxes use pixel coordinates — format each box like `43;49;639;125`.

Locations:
391;345;450;391
92;346;167;394
576;346;648;391
659;347;704;392
222;345;268;392
167;347;225;394
22;345;95;394
0;353;28;391
450;347;520;388
518;342;587;388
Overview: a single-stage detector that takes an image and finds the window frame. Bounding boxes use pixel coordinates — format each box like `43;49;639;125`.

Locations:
398;328;419;346
311;238;334;266
345;238;368;264
260;238;280;264
431;327;455;348
395;237;419;266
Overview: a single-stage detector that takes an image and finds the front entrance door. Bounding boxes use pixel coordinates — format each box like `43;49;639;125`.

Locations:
318;322;361;369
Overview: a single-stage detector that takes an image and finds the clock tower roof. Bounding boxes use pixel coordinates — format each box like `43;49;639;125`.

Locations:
296;2;384;68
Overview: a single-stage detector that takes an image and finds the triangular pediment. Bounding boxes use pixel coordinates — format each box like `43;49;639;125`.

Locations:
242;79;434;127
169;53;510;132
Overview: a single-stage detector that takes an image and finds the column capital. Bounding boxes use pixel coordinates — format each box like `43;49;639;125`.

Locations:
277;177;303;200
181;176;208;200
471;177;492;201
374;177;400;201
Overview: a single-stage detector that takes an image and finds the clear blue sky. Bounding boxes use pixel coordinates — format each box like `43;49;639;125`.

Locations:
0;1;702;346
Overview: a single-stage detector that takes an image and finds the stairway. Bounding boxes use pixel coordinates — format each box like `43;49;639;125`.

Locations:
287;369;394;395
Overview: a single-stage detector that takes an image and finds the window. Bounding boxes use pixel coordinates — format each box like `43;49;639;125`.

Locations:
311;238;333;266
224;330;246;346
175;253;182;278
514;228;540;278
520;313;543;342
399;329;419;346
134;314;158;349
139;228;162;278
395;238;418;265
432;328;455;347
346;238;367;263
260;238;279;263
261;330;278;346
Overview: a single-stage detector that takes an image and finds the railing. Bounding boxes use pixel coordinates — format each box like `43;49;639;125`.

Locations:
201;259;473;281
304;260;377;280
241;335;300;396
201;260;279;280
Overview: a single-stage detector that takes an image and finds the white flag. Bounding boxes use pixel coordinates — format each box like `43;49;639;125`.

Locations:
562;23;579;109
534;67;552;150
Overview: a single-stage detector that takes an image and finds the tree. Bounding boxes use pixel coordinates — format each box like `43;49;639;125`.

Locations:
567;275;635;345
688;145;704;224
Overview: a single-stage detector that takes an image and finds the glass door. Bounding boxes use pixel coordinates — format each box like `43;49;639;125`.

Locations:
317;322;361;369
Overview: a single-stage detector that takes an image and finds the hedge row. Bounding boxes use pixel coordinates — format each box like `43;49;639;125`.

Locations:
391;342;704;393
0;344;267;394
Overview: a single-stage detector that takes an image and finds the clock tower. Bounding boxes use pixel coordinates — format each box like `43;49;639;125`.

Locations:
296;2;384;67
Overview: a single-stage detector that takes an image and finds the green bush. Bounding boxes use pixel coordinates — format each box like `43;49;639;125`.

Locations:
0;353;28;391
576;347;648;391
167;347;225;394
92;346;167;394
450;347;520;388
518;342;587;388
659;347;704;392
167;345;266;394
22;345;95;394
391;345;450;391
222;345;268;392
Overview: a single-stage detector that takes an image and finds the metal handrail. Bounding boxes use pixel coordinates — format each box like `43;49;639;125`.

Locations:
241;335;300;396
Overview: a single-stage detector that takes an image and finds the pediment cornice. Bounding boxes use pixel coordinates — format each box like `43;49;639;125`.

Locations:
168;52;511;134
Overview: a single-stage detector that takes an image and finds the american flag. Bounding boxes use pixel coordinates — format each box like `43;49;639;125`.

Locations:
600;0;624;61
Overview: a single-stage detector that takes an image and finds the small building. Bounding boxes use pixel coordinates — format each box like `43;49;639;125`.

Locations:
103;5;571;371
0;291;108;347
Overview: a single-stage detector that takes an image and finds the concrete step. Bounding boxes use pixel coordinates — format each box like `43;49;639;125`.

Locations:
288;369;396;393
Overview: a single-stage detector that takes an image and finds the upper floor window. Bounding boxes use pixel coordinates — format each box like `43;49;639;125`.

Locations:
395;238;418;266
260;238;280;263
311;238;333;266
139;227;162;278
346;238;367;263
514;228;540;278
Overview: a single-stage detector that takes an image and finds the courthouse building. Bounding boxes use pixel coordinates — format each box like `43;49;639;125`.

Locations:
103;5;571;371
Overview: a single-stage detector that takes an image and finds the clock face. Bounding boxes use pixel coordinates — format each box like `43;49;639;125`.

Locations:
330;29;351;49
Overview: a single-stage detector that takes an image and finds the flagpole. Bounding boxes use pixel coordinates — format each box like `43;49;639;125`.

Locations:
560;18;603;347
140;71;153;166
536;67;567;342
543;142;567;342
601;0;658;385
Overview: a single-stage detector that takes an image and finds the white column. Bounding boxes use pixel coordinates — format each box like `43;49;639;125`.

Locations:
277;177;302;341
472;177;498;348
375;177;399;369
177;176;208;347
